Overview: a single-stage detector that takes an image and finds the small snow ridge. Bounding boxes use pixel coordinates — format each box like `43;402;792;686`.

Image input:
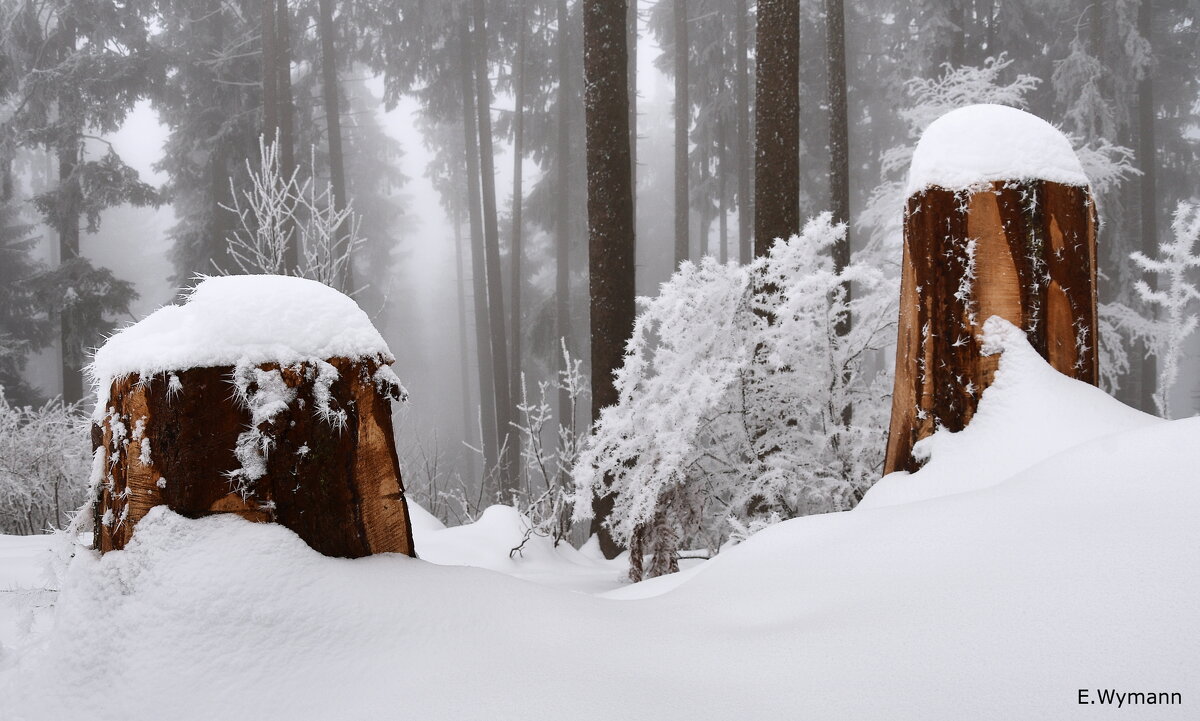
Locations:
905;104;1088;196
859;317;1160;509
89;275;392;416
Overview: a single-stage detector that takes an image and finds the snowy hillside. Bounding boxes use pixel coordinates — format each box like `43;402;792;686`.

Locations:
1;321;1196;720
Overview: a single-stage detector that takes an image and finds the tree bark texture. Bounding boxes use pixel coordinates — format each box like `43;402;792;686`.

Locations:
471;0;515;494
735;0;752;263
458;23;499;477
753;0;799;256
92;358;414;559
583;0;636;560
673;0;689;265
884;181;1100;476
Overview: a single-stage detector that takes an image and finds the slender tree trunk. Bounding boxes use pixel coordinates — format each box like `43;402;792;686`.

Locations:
317;0;350;291
718;117;728;263
736;0;752;263
276;0;295;184
628;0;638;228
583;0;636;560
471;0;515;495
454;204;477;485
57;17;83;405
699;144;710;258
754;0;799;255
673;0;688;265
459;25;499;480
261;0;277;137
509;0;527;489
1136;0;1157;413
826;0;851;333
555;0;572;446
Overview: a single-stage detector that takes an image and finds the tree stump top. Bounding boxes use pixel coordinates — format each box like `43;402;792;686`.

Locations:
89;274;393;414
906;104;1089;197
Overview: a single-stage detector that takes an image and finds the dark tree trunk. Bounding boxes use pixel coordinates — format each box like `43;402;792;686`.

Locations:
753;0;799;256
317;0;349;291
57;18;83;405
885;181;1099;475
453;205;477;485
459;23;499;479
471;0;515;494
628;0;638;226
1136;0;1157;413
735;0;752;263
509;0;527;488
261;0;277;138
673;0;689;265
826;0;851;345
718;117;728;264
583;0;636;561
555;0;572;444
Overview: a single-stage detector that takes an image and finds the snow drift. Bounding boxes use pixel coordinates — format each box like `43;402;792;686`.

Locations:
2;319;1197;720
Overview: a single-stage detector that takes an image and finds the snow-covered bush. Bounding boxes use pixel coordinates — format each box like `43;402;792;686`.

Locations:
0;389;92;535
573;215;895;579
222;135;363;291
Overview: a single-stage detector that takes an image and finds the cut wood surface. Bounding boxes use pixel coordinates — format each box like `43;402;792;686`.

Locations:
93;357;414;558
884;179;1098;475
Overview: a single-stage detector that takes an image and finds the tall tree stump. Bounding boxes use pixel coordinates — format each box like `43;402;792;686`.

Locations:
89;275;415;558
884;105;1099;475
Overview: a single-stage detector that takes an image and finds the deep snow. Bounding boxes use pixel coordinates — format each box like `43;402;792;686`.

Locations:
1;319;1197;720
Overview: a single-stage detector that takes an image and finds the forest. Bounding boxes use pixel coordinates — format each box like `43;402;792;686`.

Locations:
1;0;1199;718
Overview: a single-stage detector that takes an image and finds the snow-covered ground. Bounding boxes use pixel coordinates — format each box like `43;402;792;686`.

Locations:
1;320;1196;720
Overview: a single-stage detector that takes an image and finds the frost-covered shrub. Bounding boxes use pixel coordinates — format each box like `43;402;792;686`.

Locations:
0;389;92;535
573;215;895;579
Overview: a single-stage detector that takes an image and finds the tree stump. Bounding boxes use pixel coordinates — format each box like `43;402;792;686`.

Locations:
884;105;1099;476
89;275;415;558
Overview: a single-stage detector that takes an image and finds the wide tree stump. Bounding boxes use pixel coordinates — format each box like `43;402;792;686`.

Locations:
89;275;415;558
884;107;1099;476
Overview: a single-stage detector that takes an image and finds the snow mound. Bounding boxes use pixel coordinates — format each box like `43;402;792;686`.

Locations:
90;275;391;412
905;104;1088;196
860;317;1159;510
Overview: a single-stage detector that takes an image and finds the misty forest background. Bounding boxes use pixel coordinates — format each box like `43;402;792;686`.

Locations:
1;0;1198;543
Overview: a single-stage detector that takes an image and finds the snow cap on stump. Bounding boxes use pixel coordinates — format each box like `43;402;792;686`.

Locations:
905;104;1089;196
89;275;414;559
885;104;1099;477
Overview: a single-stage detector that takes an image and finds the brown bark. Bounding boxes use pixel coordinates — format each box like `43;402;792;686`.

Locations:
753;0;799;256
884;181;1099;476
93;358;414;558
583;0;636;560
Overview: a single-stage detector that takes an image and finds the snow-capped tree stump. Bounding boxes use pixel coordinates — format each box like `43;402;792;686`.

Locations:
884;105;1099;475
89;276;415;558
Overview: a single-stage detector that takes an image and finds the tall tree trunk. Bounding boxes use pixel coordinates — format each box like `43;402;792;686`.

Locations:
699;145;710;257
736;0;752;263
471;0;515;495
555;0;572;448
454;204;477;485
459;25;499;479
628;0;638;229
1136;0;1157;414
826;0;851;338
261;0;277;138
718;117;728;263
509;0;527;489
673;0;688;265
583;0;636;560
57;17;83;405
317;0;349;291
753;0;799;256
